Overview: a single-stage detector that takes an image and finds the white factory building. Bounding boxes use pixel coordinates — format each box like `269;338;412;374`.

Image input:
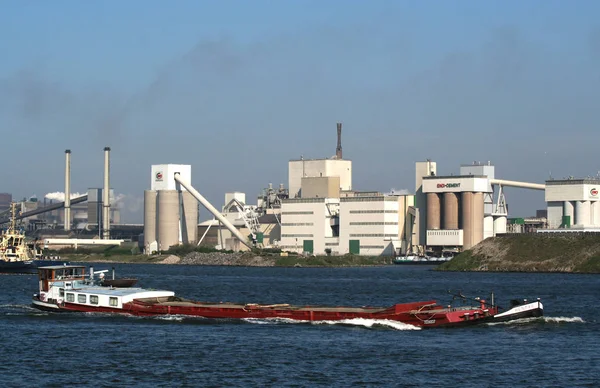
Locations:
544;179;600;230
278;194;413;256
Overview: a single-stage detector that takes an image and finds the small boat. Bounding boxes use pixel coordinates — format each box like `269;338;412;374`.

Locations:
101;278;138;288
99;267;138;288
31;265;544;328
0;203;67;274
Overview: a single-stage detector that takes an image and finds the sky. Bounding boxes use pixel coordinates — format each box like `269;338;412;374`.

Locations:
2;0;600;222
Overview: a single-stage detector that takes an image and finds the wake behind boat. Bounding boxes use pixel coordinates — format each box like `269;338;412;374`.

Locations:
31;265;543;328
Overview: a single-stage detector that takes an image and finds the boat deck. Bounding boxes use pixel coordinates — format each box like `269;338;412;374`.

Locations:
135;297;390;313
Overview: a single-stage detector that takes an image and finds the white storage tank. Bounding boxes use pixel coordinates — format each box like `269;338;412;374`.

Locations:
574;200;591;227
484;215;494;239
592;201;600;227
493;216;507;234
563;201;574;227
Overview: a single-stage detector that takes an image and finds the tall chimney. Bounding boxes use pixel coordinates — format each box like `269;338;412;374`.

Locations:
64;149;71;231
103;147;111;239
336;122;343;160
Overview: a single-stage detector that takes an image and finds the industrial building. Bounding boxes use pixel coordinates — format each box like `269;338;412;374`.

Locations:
12;126;598;258
418;161;547;253
143;164;199;253
544;178;600;230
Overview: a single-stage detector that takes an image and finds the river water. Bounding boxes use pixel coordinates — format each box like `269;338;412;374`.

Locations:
0;264;597;387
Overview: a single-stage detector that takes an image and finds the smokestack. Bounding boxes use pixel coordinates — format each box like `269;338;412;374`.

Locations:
64;149;71;231
336;122;343;160
103;147;111;239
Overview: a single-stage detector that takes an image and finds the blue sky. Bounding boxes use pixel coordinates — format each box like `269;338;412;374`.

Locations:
2;1;599;221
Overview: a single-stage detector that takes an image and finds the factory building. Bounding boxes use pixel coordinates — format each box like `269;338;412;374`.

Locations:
544;178;600;230
338;195;413;256
421;175;490;250
143;164;198;253
288;159;351;199
278;194;414;256
417;161;520;252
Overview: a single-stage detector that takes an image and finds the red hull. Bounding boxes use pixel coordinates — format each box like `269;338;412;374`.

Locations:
38;297;499;328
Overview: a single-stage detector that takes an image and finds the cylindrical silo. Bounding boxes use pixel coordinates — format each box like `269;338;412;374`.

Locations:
143;190;157;252
484;215;494;239
473;192;484;245
426;193;441;230
443;192;459;229
64;150;71;231
563;201;574;227
157;190;180;252
592;201;600;227
461;192;474;250
103;147;111;239
182;191;199;244
575;200;590;226
493;216;507;234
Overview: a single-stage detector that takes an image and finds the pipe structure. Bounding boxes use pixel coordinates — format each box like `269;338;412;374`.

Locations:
103;147;111;239
173;173;252;249
64;149;71;231
0;195;88;225
489;179;545;190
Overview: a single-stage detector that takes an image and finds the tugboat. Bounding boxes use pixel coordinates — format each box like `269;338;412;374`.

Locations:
0;203;67;274
31;265;544;328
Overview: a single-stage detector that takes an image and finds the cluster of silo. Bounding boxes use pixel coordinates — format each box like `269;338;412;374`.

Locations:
563;200;600;227
143;165;198;253
426;191;484;250
144;190;198;253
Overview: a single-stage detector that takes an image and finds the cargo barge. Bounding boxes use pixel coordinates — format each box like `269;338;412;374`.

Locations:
31;265;543;328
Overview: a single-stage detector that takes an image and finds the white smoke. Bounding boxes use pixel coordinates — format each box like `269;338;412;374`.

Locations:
44;192;84;201
113;193;144;223
387;188;411;196
113;193;143;213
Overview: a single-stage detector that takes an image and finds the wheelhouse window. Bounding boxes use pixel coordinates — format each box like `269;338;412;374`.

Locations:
66;293;75;302
78;294;87;303
109;297;118;307
90;295;99;305
59;288;65;297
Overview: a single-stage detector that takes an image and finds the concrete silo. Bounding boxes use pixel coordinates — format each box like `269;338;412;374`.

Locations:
472;192;484;245
443;192;459;230
144;190;158;252
461;192;474;249
182;191;198;244
157;190;180;251
426;193;441;230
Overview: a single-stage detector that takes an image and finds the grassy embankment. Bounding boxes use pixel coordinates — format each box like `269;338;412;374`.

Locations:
48;243;393;267
438;233;600;273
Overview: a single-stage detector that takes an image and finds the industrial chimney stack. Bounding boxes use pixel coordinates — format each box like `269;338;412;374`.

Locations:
336;122;343;159
102;147;111;239
64;149;71;231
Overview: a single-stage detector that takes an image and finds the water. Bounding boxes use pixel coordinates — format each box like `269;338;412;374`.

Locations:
1;264;598;387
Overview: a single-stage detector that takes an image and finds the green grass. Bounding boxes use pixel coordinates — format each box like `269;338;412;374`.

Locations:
437;251;480;271
439;234;600;273
573;255;600;273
